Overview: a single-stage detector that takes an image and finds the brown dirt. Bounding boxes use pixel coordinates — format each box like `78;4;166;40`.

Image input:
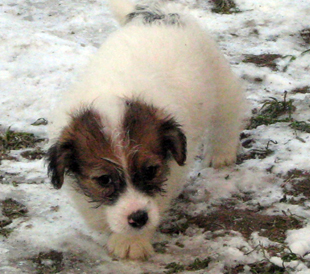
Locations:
242;54;283;71
225;262;286;274
291;86;310;94
161;202;303;244
30;250;64;274
21;148;45;160
283;169;310;200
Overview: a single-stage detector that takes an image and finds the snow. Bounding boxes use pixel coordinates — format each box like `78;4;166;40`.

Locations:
1;0;310;273
287;225;310;257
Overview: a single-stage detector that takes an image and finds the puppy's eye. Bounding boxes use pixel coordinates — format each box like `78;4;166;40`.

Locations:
142;165;159;181
93;175;113;187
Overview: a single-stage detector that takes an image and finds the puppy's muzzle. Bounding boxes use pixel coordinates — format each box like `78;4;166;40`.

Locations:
128;210;149;229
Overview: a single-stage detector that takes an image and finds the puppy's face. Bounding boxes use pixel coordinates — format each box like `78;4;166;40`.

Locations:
47;99;186;234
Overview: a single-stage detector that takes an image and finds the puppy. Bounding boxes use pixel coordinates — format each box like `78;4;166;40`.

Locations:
46;0;245;260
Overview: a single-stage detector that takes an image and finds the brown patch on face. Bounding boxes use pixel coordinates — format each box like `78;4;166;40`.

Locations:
62;108;116;173
124;100;166;157
47;100;186;200
46;107;126;205
123;99;187;195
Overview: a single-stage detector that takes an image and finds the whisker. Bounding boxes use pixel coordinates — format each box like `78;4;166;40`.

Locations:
101;157;121;166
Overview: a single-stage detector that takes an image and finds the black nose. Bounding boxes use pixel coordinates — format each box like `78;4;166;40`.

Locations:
128;210;148;228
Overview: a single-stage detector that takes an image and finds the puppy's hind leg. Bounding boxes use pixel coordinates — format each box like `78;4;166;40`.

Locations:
203;70;245;168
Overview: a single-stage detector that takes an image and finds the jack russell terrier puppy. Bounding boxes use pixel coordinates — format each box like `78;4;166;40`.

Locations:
46;0;245;260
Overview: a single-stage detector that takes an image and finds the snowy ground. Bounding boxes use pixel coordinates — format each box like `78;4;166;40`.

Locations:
1;0;310;273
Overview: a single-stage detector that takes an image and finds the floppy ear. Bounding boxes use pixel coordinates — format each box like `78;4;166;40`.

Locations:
46;140;77;189
160;118;187;166
46;107;109;189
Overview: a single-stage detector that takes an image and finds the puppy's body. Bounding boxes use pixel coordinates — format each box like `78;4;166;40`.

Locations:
47;0;245;260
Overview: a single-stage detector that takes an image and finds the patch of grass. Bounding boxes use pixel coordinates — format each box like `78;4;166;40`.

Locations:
175;241;185;248
0;216;14;239
0;227;14;238
164;262;185;274
247;91;295;129
0;218;12;228
225;264;245;274
20;148;45;160
285;169;309;179
300;28;310;45
289;121;310;133
153;241;168;254
248;115;292;129
30;250;64;274
279;194;307;205
0;211;14;238
0;127;44;157
164;258;211;273
228;243;302;274
282;55;297;72
301;49;310;56
159;210;191;234
291;86;310;94
0;208;14;239
242;51;310;72
260;92;295;119
281;249;299;263
247;91;310;135
162;202;303;244
187;258;211;270
211;0;241;14
281;50;310;72
237;140;276;164
259;214;302;243
242;54;282;71
226;261;286;274
1;198;28;219
283;169;310;201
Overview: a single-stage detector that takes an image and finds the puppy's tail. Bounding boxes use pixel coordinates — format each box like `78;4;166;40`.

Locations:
106;0;135;25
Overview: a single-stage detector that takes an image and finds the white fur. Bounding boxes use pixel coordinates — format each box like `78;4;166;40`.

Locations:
49;0;246;260
107;0;135;25
106;188;160;234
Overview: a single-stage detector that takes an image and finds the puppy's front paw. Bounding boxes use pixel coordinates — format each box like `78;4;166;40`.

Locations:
208;152;237;168
202;147;237;169
107;233;154;260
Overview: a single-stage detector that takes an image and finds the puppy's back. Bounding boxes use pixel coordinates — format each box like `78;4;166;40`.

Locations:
106;0;135;25
51;0;244;159
67;1;224;107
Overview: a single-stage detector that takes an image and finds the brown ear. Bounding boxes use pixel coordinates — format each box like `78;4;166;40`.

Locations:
46;139;78;189
160;117;187;166
46;107;110;189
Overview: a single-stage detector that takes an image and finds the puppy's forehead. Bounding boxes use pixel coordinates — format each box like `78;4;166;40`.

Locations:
67;99;166;168
123;99;165;151
66;107;117;166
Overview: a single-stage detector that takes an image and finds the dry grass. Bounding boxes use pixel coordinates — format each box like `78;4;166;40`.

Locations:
211;0;240;14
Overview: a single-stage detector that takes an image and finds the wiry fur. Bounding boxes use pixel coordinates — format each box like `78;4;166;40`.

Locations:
46;0;246;260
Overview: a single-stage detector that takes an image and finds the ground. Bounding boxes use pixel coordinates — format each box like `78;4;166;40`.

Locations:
1;0;310;273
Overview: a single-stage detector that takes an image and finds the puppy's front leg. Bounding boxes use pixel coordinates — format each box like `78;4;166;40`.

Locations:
203;76;245;168
107;230;155;260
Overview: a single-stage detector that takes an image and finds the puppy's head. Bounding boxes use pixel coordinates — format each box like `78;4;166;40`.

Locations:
46;99;186;234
